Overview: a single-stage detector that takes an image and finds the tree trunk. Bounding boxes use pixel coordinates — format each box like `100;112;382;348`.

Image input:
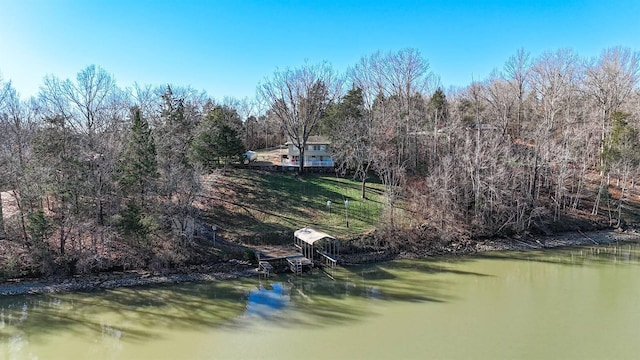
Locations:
298;146;305;174
59;221;66;256
59;196;66;256
617;165;629;227
592;175;604;215
96;172;104;226
12;191;29;244
0;192;5;239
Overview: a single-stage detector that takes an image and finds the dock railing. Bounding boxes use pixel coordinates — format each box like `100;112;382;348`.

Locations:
316;250;338;268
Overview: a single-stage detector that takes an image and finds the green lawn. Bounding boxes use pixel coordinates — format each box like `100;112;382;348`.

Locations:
202;169;385;242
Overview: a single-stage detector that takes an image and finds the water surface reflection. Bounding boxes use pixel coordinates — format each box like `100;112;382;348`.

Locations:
0;240;638;360
245;283;290;317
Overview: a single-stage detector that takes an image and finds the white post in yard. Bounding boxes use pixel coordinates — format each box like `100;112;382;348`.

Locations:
344;199;350;228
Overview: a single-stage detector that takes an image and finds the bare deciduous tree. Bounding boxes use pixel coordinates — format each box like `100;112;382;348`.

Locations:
259;62;341;173
584;47;640;162
503;48;532;138
584;47;640;214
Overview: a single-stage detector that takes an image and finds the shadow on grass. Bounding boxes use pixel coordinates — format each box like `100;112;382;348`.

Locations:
200;170;383;239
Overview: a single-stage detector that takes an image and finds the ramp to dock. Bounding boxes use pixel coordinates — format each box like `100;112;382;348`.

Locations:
316;250;338;268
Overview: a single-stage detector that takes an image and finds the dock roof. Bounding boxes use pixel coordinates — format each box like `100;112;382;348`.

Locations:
294;227;336;245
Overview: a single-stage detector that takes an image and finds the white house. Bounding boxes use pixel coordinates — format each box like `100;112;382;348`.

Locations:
281;136;334;169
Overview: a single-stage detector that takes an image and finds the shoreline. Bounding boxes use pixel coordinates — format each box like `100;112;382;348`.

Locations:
332;229;640;264
1;229;639;297
0;262;258;297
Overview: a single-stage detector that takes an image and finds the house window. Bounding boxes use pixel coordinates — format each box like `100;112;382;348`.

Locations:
308;145;325;151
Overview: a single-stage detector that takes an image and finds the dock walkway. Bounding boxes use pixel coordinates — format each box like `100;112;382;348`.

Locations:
254;246;314;275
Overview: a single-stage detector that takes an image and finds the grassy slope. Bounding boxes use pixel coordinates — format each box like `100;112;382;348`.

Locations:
199;169;385;243
199;167;640;245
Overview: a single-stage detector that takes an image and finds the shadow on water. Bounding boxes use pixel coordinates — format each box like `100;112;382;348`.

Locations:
0;281;252;344
0;259;461;342
248;259;479;329
367;258;496;278
1;241;638;343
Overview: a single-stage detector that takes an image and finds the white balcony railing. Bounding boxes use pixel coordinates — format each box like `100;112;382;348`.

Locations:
282;158;334;167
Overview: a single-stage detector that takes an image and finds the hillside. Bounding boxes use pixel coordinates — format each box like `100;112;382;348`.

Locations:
198;168;385;243
3;164;640;281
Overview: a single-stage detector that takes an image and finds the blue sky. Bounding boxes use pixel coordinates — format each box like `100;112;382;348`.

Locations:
1;0;638;100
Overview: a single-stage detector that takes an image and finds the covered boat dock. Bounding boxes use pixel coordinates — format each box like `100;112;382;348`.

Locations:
255;227;339;276
293;227;339;269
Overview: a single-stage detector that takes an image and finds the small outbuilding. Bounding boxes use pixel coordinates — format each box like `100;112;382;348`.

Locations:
244;150;258;164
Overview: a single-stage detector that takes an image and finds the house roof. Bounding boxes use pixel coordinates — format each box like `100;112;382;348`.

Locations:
285;135;330;145
294;227;336;245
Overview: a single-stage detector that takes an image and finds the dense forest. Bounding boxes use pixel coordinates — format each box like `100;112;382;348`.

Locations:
1;46;639;277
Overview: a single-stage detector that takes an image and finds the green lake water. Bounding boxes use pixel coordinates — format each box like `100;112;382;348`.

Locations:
1;242;639;359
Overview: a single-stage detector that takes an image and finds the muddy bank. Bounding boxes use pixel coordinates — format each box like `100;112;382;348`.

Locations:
2;229;639;296
0;261;256;296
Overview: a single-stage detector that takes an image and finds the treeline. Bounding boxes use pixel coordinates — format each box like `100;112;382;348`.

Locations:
255;47;639;238
0;67;263;276
319;47;640;240
1;46;639;276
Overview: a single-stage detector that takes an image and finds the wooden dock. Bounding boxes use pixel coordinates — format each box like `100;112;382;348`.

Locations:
316;250;338;268
254;246;314;275
253;228;339;276
255;254;313;276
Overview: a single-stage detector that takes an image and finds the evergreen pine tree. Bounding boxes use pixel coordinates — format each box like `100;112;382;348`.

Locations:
117;107;158;209
192;106;245;170
116;200;150;242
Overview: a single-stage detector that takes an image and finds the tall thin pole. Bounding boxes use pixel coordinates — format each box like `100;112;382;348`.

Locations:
344;199;350;228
